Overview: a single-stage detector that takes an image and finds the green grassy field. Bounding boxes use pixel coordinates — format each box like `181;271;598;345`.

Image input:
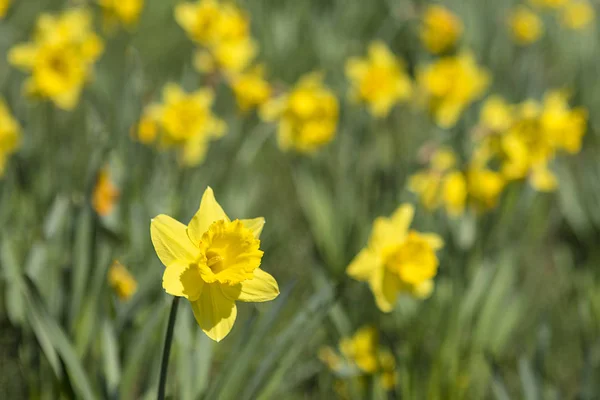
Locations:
1;0;600;398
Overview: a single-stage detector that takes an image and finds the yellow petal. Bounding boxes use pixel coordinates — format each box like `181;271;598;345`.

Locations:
8;44;38;69
221;268;279;302
369;204;413;252
369;266;400;313
162;260;204;301
412;280;434;299
347;248;379;281
240;217;265;238
151;214;198;267
390;203;414;233
187;187;230;246
191;284;237;342
420;233;444;250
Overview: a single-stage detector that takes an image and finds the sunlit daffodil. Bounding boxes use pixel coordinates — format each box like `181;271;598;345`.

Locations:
0;99;21;178
229;65;272;112
108;261;137;301
0;0;11;18
8;9;103;110
540;91;587;154
509;6;543;45
136;83;226;166
345;41;412;118
347;204;442;312
340;326;379;373
98;0;145;29
150;187;279;342
417;52;490;128
420;5;463;54
92;168;120;216
561;1;595;30
261;73;339;153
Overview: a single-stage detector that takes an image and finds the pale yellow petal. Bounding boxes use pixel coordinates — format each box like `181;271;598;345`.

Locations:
151;214;198;267
221;268;279;302
162;260;204;301
8;44;38;69
191;284;237;342
346;248;379;281
420;233;444;250
240;217;265;238
187;187;230;245
391;203;414;232
369;266;399;313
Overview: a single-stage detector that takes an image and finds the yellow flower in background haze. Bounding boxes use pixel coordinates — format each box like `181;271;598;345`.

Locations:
530;0;569;8
347;204;443;312
0;99;21;178
540;91;587;154
8;8;103;110
230;65;272;112
99;0;145;28
345;41;412;117
108;261;137;301
480;95;514;133
0;0;11;18
420;5;463;54
417;52;490;128
261;73;339;153
378;350;397;390
150;187;279;342
92;168;120;216
466;162;505;211
561;1;595;30
509;6;544;45
136;83;226;166
340;326;379;373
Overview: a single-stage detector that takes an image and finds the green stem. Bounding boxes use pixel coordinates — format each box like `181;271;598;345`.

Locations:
157;297;180;400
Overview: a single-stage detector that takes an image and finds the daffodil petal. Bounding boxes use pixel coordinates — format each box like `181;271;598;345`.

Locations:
222;268;279;302
391;203;414;234
420;233;444;250
162;260;204;301
240;217;265;238
347;249;379;281
151;215;198;267
191;284;237;342
187;187;230;246
369;266;399;313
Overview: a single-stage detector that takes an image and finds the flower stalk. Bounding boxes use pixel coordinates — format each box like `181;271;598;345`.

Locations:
157;296;180;400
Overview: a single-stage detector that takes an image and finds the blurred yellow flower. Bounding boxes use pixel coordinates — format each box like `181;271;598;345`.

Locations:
417;52;490;128
177;0;257;74
0;0;11;18
108;261;137;301
92;168;120;216
345;41;412;117
466;162;505;211
0;99;21;178
99;0;144;28
229;65;272;112
136;83;226;166
378;350;397;390
420;5;463;54
561;1;595;30
479;95;514;133
261;73;339;153
340;326;379;373
530;0;569;8
509;6;544;45
150;187;279;342
347;204;443;312
540;91;587;154
8;9;103;110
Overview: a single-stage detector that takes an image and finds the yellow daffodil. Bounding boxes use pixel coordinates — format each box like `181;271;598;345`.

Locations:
108;261;137;301
345;41;412;117
136;83;226;166
540;91;587;154
347;204;443;312
150;187;279;341
261;72;339;153
378;350;397;390
509;6;544;45
229;65;272;112
417;52;490;128
420;5;463;54
99;0;144;28
92;168;120;216
8;9;103;110
529;0;569;9
0;0;11;18
0;99;21;178
466;162;505;211
479;95;514;133
340;326;379;373
561;1;595;30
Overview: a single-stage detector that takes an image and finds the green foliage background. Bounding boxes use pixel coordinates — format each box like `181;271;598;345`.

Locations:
2;0;600;398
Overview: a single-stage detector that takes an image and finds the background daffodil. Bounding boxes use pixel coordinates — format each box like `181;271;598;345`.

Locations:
150;187;279;342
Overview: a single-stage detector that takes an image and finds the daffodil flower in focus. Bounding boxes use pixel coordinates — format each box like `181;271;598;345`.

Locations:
347;204;443;312
150;187;279;341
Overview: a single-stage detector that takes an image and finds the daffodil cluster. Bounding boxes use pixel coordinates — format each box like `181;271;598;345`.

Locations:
0;99;21;178
319;326;397;390
8;8;104;110
417;52;490;128
347;204;443;312
345;41;412;118
261;73;339;153
475;92;587;191
135;83;226;166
